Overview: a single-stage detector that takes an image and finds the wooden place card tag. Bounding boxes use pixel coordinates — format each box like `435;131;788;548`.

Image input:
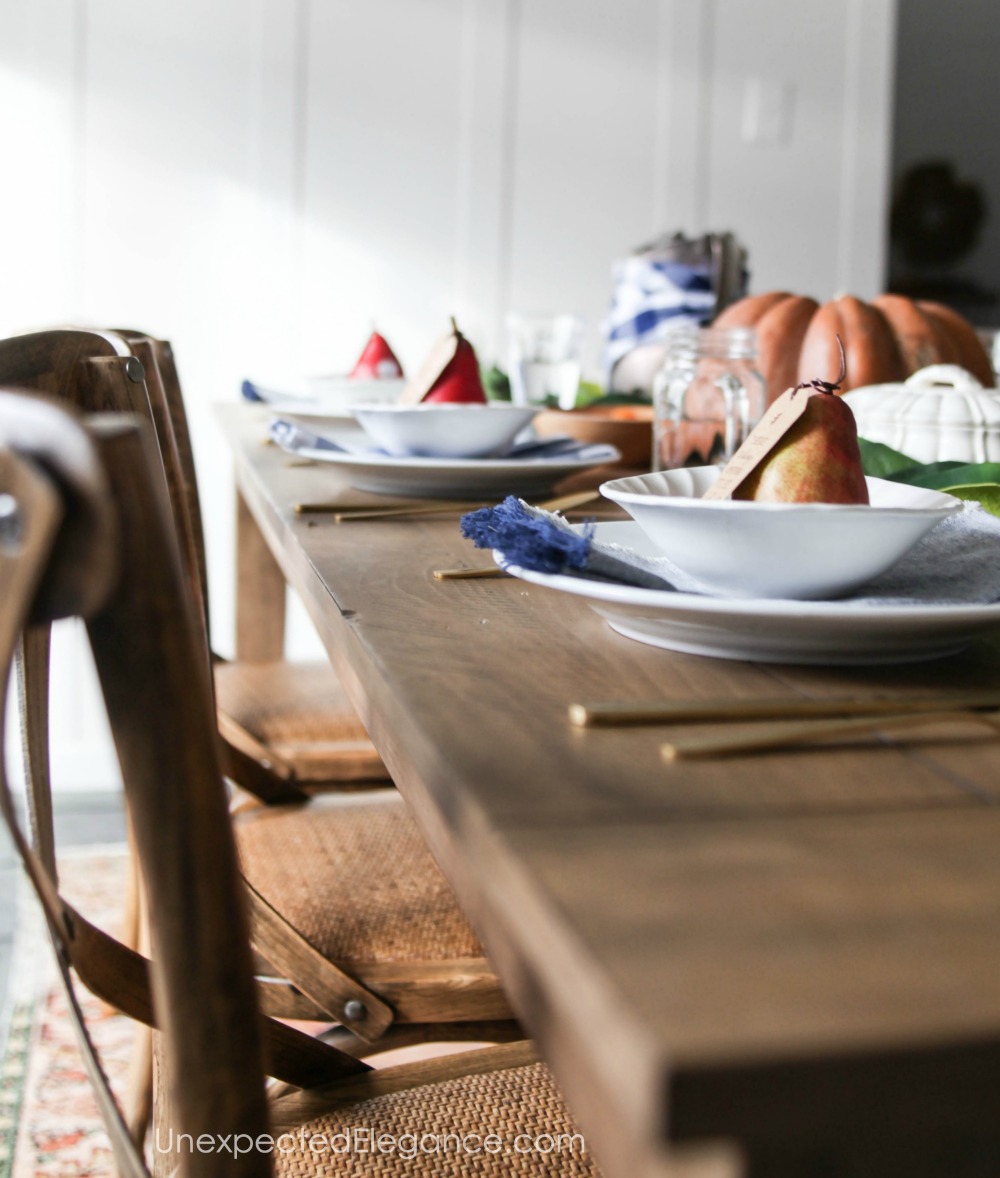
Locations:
702;387;813;500
397;327;459;405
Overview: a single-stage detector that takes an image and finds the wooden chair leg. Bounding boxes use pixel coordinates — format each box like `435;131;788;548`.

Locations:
124;1021;153;1147
122;858;153;1148
119;817;142;954
100;815;141;1022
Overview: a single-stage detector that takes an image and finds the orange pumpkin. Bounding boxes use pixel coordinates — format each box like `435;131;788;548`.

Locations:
713;292;994;403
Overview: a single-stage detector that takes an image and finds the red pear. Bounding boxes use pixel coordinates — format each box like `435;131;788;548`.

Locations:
423;318;487;404
733;342;869;504
349;329;404;380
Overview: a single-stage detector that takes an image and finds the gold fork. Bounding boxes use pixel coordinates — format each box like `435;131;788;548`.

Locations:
327;488;602;523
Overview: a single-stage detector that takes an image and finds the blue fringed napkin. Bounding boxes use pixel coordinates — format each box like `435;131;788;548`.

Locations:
461;497;1000;605
268;418;353;453
461;497;683;591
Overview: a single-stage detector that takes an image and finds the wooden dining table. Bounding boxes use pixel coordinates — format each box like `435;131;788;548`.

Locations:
219;403;1000;1178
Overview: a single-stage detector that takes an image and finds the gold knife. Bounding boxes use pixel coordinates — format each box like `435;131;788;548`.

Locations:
569;690;1000;728
661;708;1000;761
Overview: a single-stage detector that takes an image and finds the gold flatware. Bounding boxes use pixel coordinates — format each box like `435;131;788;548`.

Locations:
569;691;1000;729
432;566;508;581
332;500;489;521
327;488;602;523
294;498;473;515
661;708;1000;761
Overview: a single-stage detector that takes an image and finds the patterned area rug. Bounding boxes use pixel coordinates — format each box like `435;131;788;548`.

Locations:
0;848;479;1177
0;848;131;1178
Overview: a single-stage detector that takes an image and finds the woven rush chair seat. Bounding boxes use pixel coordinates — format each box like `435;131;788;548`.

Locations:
272;1061;599;1177
215;660;387;785
235;790;483;963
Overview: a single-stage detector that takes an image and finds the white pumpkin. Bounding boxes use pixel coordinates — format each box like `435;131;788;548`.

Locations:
842;365;1000;464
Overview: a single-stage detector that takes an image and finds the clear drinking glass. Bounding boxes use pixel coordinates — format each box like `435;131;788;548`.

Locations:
505;312;585;409
652;326;767;470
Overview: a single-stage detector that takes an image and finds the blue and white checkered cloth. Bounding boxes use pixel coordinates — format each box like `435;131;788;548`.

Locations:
601;256;718;378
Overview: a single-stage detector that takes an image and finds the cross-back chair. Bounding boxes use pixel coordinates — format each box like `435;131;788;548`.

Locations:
0;328;517;1058
108;328;389;794
0;389;600;1177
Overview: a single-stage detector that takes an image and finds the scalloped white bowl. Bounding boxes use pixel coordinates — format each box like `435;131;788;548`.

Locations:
350;403;538;458
600;466;963;600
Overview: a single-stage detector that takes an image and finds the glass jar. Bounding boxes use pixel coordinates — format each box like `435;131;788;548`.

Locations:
652;327;767;470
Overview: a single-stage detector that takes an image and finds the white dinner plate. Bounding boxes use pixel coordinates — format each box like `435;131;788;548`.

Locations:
244;376;405;426
497;521;1000;665
294;443;620;498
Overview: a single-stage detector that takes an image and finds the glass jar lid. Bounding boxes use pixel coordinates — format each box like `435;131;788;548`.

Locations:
663;325;759;361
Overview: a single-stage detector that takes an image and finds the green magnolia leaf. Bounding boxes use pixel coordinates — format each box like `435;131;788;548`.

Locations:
573;380;607;408
580;389;652;409
858;438;919;477
857;442;1000;507
939;483;1000;516
481;365;511;402
892;461;1000;490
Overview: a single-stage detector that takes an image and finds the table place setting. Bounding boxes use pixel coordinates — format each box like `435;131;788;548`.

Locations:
241;327;408;421
265;408;621;499
459;472;1000;664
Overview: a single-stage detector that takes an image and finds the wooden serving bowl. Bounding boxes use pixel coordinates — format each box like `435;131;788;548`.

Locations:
532;404;654;470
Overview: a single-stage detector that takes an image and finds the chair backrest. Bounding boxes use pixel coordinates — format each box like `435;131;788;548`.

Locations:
109;330;212;639
0;327;306;808
0;328;210;645
0;391;367;1174
0;329;212;867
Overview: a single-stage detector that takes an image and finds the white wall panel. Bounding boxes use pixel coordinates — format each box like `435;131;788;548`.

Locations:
835;0;896;299
81;0;301;659
298;0;469;377
704;0;895;300
506;0;667;376
0;0;82;331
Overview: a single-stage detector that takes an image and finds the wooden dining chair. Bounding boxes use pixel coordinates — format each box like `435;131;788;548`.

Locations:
0;390;600;1178
106;328;389;797
0;328;517;1057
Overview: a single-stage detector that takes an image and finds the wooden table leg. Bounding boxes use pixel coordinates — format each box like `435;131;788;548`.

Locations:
235;488;286;662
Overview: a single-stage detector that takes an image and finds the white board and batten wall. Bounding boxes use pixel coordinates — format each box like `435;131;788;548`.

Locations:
0;0;897;789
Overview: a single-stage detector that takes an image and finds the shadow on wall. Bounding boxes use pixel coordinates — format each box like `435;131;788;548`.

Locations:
888;160;996;322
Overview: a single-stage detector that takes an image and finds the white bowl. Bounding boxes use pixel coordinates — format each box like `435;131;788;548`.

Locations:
600;466;963;600
350;403;538;458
